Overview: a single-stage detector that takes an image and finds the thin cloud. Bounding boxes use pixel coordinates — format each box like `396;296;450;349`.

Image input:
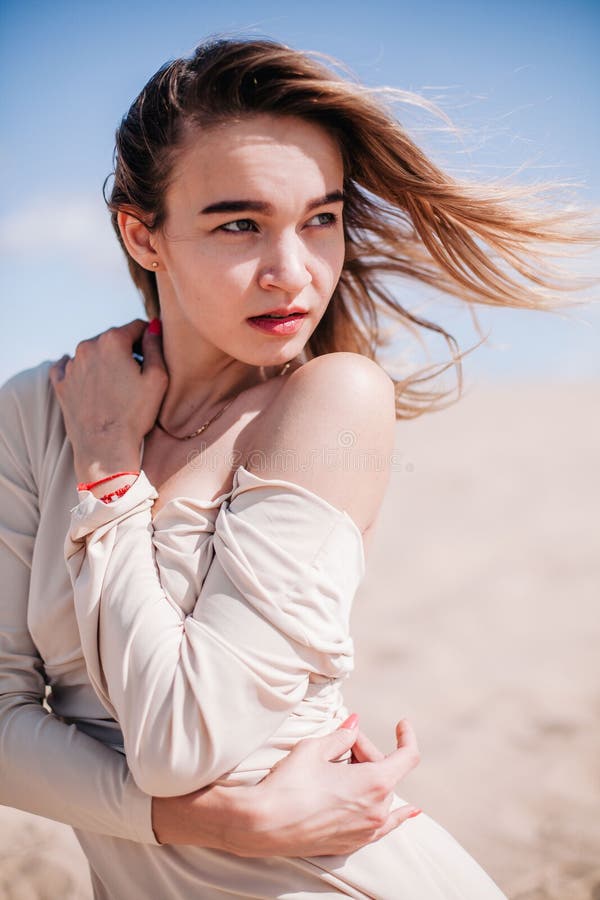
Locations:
0;195;125;270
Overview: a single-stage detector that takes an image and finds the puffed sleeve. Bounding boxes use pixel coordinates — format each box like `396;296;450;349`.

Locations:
0;365;159;844
64;466;365;797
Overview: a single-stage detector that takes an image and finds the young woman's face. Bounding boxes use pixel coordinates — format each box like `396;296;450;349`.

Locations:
153;113;345;366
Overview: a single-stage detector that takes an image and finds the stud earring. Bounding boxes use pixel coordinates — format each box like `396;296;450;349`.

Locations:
151;261;159;269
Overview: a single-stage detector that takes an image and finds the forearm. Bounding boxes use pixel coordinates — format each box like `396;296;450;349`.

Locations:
0;695;157;843
151;784;259;850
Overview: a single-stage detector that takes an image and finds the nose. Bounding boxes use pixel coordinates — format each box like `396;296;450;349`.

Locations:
258;233;312;294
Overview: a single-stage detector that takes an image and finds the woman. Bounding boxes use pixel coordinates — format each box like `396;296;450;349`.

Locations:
2;37;595;899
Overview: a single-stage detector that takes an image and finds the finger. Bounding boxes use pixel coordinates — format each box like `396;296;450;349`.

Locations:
395;718;419;756
49;355;70;385
378;719;420;783
141;320;167;375
368;803;423;843
310;716;359;762
351;729;385;764
114;319;150;343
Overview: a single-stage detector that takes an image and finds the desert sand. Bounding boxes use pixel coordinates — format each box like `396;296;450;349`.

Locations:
1;380;598;899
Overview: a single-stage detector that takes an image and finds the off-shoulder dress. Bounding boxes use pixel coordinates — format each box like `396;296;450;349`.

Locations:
0;361;508;899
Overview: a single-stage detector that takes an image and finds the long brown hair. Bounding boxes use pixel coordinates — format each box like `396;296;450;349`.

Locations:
106;38;599;418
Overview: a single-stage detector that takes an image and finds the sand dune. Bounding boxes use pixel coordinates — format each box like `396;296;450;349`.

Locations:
1;381;598;899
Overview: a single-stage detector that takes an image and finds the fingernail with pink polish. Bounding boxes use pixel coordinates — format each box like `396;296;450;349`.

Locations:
148;318;162;336
407;808;422;819
340;713;359;730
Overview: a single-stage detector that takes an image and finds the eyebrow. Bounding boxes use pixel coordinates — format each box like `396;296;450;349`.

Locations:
199;190;345;216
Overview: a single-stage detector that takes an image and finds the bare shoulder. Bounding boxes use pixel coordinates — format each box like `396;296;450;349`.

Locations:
245;352;397;535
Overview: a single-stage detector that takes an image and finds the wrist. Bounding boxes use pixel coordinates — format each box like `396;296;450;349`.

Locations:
73;443;141;486
79;473;140;502
221;785;269;856
151;795;177;845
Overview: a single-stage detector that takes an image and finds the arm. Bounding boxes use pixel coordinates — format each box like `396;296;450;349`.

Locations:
65;465;358;797
0;366;157;843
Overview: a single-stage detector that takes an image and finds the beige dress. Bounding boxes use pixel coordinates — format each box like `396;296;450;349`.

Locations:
0;361;508;899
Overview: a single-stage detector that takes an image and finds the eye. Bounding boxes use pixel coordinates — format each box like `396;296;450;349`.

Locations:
218;219;259;234
306;212;338;228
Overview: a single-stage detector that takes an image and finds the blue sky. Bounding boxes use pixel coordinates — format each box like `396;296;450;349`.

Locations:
1;0;598;387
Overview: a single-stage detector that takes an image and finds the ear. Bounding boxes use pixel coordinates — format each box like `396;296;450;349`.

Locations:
117;209;161;271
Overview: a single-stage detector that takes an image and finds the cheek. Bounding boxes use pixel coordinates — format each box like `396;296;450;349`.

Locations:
171;244;254;296
220;258;259;294
321;237;346;288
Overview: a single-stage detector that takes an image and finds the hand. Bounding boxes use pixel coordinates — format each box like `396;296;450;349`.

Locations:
49;319;168;482
151;717;421;856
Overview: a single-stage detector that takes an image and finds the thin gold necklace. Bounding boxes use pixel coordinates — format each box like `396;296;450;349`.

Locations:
155;362;292;441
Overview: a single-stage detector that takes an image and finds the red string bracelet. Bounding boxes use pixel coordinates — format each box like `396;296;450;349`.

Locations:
99;483;135;504
77;471;140;492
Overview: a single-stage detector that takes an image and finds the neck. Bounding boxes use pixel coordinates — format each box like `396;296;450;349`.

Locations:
155;320;289;435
